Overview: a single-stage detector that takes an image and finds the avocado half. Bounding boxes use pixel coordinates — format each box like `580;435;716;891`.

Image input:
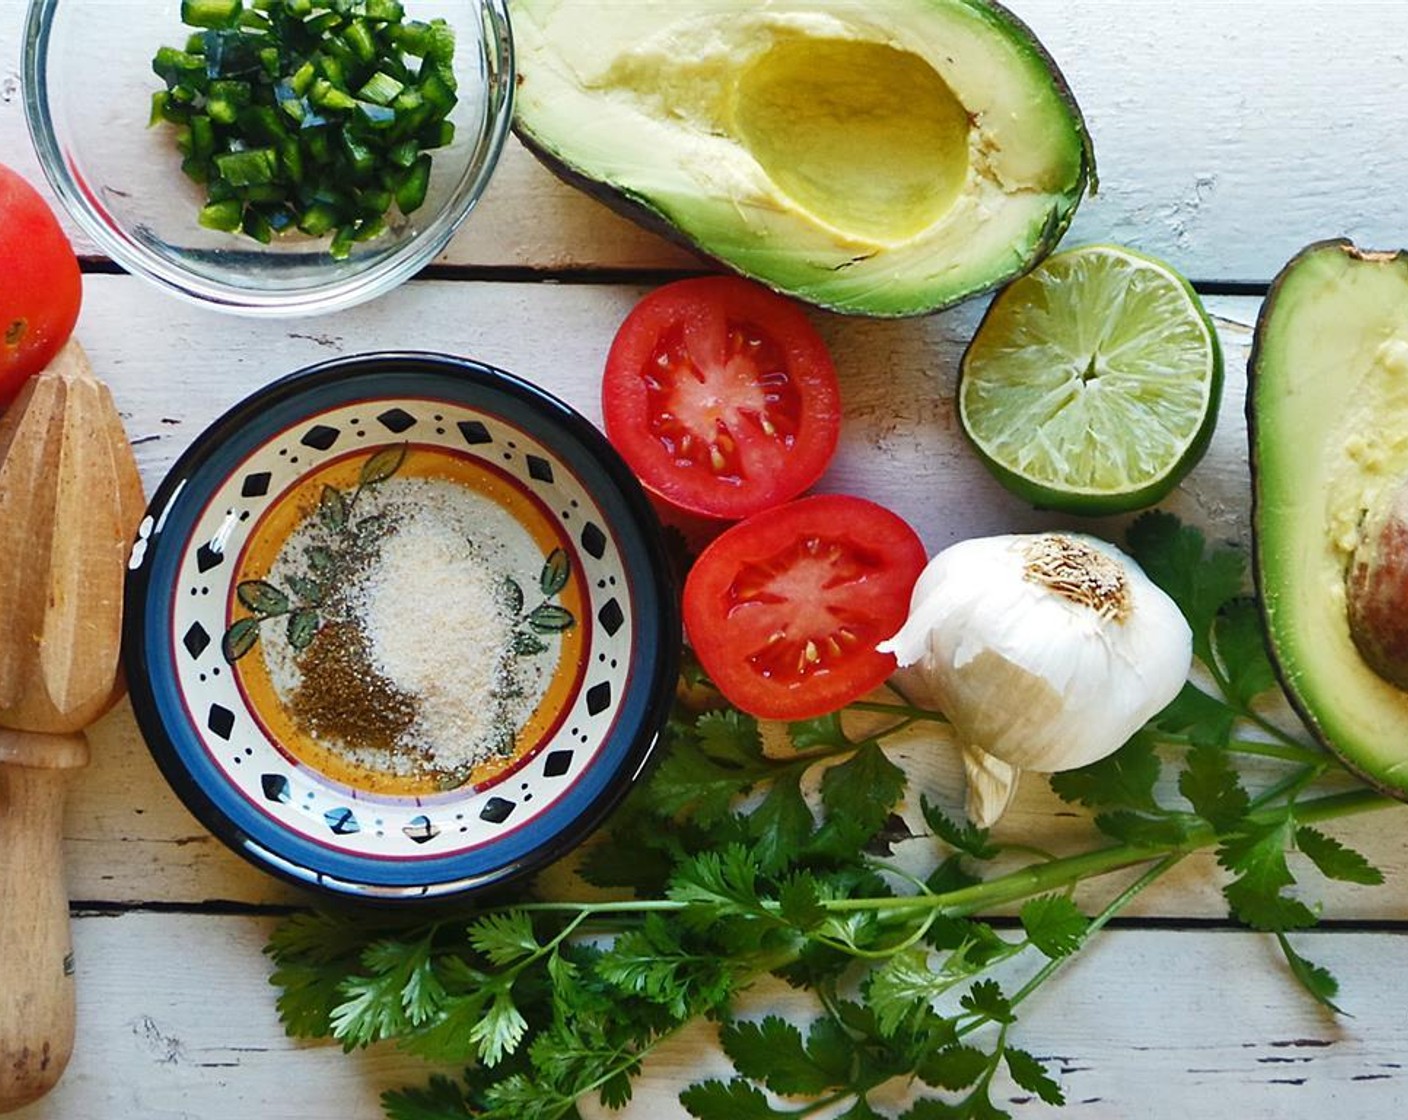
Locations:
510;0;1095;317
1250;239;1408;798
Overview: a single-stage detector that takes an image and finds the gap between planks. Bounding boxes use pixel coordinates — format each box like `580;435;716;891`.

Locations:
74;255;1274;297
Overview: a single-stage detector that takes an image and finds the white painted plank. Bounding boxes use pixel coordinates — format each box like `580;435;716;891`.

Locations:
41;275;1408;918
8;914;1408;1119
4;3;1408;281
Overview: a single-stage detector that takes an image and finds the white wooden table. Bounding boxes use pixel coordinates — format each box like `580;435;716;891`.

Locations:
6;3;1408;1117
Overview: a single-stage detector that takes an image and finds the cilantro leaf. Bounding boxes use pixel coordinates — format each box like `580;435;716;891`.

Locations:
901;1102;964;1120
699;709;768;766
719;1016;837;1096
400;991;491;1063
265;908;378;965
927;853;982;897
268;959;352;1039
648;715;768;825
669;844;762;912
1154;682;1237;748
835;1099;885;1120
646;745;754;825
916;1044;989;1091
599;1069;636;1112
959;979;1014;1025
481;1072;579;1120
1295;826;1385;886
1210;597;1279;708
331;970;412;1050
1091;810;1189;847
681;1079;791;1120
469;988;529;1067
803;1017;858;1084
921;796;999;859
869;947;954;1037
748;770;817;873
1019;895;1089;960
1179;744;1251;831
361;938;443;1026
1126;512;1245;662
1218;819;1318;932
776;872;828;933
597;912;733;1019
468;911;541;967
1275;932;1346;1015
811;741;907;857
1004;1047;1065;1106
1048;730;1162;812
267;911;399;1039
382;1073;476;1120
788;710;853;750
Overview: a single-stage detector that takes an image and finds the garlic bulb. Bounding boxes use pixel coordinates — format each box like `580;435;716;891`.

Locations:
877;532;1191;826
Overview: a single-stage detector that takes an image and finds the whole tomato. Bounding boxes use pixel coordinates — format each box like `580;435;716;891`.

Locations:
0;164;81;409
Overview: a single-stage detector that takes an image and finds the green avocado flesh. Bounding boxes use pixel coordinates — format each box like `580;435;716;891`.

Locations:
510;0;1094;317
1252;240;1408;796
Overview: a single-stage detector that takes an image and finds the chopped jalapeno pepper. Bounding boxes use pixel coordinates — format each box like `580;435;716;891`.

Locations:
150;0;457;255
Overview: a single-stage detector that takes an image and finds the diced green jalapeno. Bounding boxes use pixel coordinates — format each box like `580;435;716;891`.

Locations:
181;0;242;30
394;152;431;213
357;70;404;105
150;0;458;254
198;198;244;230
213;146;279;186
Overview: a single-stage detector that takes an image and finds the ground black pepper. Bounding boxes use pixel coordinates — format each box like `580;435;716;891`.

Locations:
290;620;417;753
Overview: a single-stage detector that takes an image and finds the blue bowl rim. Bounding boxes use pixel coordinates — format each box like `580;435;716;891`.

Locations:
122;350;681;902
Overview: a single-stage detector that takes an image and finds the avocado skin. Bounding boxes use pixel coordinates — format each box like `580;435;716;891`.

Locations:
510;0;1095;319
1248;239;1408;801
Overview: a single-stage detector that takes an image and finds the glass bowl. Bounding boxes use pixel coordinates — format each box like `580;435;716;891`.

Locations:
122;352;680;901
23;0;513;316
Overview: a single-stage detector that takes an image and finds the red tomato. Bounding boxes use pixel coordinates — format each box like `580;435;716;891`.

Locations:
0;164;82;409
602;276;841;520
683;493;927;720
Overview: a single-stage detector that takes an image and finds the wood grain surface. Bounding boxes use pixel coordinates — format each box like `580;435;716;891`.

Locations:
2;3;1407;1118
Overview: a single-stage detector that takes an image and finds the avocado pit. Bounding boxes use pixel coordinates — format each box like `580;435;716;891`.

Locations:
1346;476;1408;689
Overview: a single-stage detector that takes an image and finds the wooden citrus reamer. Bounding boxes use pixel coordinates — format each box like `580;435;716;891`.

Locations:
0;340;144;1112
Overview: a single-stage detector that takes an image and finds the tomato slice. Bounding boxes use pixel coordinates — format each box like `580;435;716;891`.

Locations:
602;276;841;520
683;494;927;720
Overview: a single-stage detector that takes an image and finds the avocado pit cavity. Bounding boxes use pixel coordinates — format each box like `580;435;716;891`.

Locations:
1346;476;1408;689
732;39;971;244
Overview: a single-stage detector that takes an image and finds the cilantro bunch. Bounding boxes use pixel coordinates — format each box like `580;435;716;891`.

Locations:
266;513;1399;1119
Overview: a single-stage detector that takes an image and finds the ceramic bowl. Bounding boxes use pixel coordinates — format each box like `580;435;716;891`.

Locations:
123;352;679;901
23;0;513;316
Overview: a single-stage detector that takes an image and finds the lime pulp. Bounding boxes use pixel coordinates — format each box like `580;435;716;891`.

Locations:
958;244;1223;515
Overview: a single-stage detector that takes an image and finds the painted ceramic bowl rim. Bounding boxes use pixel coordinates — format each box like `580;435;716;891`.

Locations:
123;351;680;901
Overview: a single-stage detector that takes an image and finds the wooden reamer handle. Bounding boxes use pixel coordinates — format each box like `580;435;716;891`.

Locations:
0;731;88;1113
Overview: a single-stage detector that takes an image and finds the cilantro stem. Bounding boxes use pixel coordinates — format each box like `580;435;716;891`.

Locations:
1241;709;1318;752
790;1089;856;1117
1226;737;1330;767
833;787;1397;922
977;852;1185;1034
846;698;950;725
1248;764;1328;811
504;790;1397;934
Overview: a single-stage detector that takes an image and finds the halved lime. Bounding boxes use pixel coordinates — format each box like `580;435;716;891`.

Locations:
958;244;1223;515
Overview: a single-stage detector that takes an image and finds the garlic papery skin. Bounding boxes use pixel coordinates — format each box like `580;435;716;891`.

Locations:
877;532;1192;778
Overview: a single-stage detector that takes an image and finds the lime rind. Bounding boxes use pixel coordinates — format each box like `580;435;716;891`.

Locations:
958;244;1223;514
